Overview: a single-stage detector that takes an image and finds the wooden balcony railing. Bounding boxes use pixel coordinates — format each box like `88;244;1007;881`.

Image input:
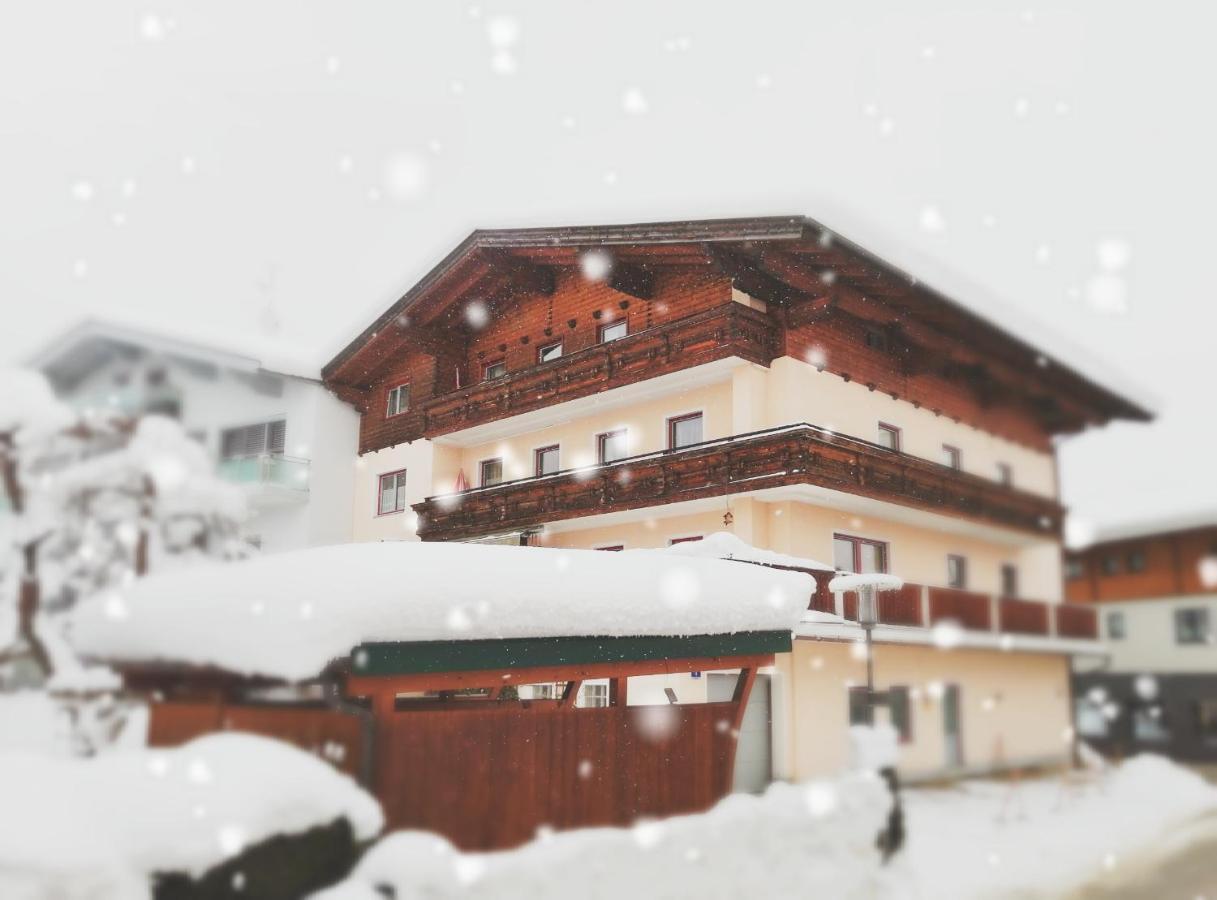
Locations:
413;423;1064;542
372;303;779;448
815;581;1099;642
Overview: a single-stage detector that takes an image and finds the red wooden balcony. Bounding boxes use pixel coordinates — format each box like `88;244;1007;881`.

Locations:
413;423;1064;542
367;303;779;449
816;580;1099;642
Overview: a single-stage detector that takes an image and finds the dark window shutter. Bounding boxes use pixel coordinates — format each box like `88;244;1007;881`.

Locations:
267;420;286;455
889;686;912;742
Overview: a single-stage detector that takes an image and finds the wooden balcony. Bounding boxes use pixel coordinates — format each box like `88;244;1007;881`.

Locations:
413;423;1064;542
379;303;779;447
814;582;1099;641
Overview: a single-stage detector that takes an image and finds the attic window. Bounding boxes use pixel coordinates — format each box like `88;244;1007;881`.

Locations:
484;359;507;381
864;329;889;352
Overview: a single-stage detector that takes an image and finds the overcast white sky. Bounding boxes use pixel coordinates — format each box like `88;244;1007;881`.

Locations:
2;1;1212;535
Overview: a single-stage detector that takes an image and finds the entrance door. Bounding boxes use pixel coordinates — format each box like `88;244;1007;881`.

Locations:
708;673;772;793
942;684;964;768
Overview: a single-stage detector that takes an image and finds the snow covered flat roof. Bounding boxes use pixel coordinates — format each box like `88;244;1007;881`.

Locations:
71;541;814;682
659;531;833;572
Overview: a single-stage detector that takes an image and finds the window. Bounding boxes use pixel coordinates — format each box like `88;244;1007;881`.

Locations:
941;444;962;470
864;328;889;352
1126;549;1147;573
599;320;628;343
1132;706;1169;743
1100;555;1121;576
849;685;912;743
377;470;408;515
669;536;704;546
1075;698;1110;738
877;423;901;451
597;429;628;464
529;683;561;700
595;545;625;552
220;420;286;459
1000;563;1018;598
1196;700;1217;744
534;445;560;477
537;341;563;363
580;683;610;708
479;458;503;487
1175;607;1211;645
668;413;703;450
997;462;1013;487
385;384;410;417
947;555;968;590
484;359;507;381
833;534;889;574
1065;558;1085;580
1106;610;1126;640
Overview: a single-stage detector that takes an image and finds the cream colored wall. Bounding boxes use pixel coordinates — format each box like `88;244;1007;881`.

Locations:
351;440;439;542
761;357;1058;498
776;640;1072;780
438;381;733;491
541;497;1063;602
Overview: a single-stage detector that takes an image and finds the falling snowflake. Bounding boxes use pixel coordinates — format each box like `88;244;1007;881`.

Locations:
1199;556;1217;589
577;759;594;779
602;170;619;185
1134;674;1158;700
383;152;428;200
1033;243;1052;265
446;607;473;631
622;88;649;115
932;620;964;649
217;825;247;857
140;14;167;42
71;180;94;202
464;299;489;329
1014;98;1030;117
878;117;895;138
180;156;197;176
450;79;466;95
187;758;213;784
72;259;89;279
337;155;354;175
1085;274;1127;314
103;593;129;620
980;213;998;228
453;857;486;885
632;819;665;849
580;249;613;281
325;56;341;76
659;567;701;609
635;705;681;742
755;73;773;90
919;205;946;234
485;15;520;47
490;50;518;74
805;783;838;817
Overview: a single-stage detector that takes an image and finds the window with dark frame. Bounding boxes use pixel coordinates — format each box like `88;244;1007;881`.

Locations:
668;413;704;450
1101;554;1121;576
1126;549;1147;573
595;545;625;552
479;458;503;487
848;685;912;743
1065;558;1085;580
1000;563;1019;598
377;470;407;515
877;423;901;452
941;444;962;470
1175;607;1210;645
385;383;410;417
864;328;889;352
833;534;889;574
537;341;563;363
596;429;628;464
1106;610;1126;640
997;462;1013;487
947;555;968;590
220;420;286;459
483;359;507;381
668;535;704;545
534;445;560;477
599;320;628;343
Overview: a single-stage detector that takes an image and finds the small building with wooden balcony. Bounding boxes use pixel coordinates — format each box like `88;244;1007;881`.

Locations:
324;215;1148;783
1066;514;1217;761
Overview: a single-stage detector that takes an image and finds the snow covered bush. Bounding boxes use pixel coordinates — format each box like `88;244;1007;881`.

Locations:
0;368;247;688
311;773;893;900
0;733;382;900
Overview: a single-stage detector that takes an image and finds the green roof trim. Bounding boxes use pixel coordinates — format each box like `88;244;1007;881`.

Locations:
350;631;791;677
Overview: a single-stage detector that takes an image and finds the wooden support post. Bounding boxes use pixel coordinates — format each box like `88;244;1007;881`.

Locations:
610;676;629;707
558;679;583;709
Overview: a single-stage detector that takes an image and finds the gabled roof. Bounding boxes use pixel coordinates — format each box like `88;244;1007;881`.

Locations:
322;215;1152;429
28;317;322;389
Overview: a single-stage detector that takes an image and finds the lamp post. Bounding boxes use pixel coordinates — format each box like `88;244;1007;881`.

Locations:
857;582;880;725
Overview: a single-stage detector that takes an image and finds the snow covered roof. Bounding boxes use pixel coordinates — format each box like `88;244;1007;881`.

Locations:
25;316;324;387
71;541;814;682
660;531;833;572
1068;507;1217;550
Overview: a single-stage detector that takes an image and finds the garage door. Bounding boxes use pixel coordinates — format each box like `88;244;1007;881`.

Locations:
708;673;772;794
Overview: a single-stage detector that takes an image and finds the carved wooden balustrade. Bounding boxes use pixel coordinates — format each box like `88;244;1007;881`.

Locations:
413;423;1064;542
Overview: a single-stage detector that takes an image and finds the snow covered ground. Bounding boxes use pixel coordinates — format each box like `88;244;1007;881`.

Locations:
313;754;1217;900
0;732;382;900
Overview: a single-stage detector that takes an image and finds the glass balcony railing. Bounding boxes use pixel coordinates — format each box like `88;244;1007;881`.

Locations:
217;454;310;491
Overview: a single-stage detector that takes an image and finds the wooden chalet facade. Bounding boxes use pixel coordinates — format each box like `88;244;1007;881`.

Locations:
324;215;1145;785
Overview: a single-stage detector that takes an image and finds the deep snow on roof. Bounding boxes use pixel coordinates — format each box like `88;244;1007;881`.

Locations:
72;541;814;682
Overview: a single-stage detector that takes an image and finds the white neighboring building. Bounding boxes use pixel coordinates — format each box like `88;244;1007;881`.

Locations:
27;320;359;554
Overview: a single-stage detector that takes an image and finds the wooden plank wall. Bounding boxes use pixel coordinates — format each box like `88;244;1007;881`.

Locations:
375;701;740;850
147;702;366;779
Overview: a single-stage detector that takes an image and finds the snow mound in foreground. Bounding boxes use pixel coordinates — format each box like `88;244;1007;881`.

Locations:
312;773;892;900
0;733;382;899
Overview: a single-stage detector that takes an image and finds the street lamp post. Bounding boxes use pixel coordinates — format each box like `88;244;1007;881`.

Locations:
857;582;881;725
